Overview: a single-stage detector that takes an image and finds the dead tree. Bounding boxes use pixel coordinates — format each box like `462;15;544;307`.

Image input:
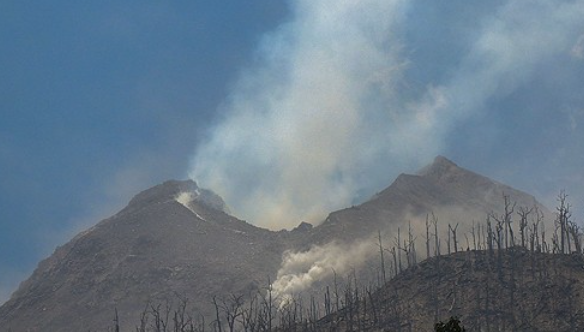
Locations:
449;223;459;253
447;226;451;255
378;230;387;284
395;228;403;273
114;308;120;332
324;286;332;317
517;206;533;249
556;191;572;254
408;221;417;265
333;270;340;312
426;214;431;259
257;279;275;332
212;296;223;332
366;286;380;326
173;296;190;332
471;222;477;251
504;195;517;248
490;195;516;249
391;247;398;278
150;302;170;332
137;301;150;332
568;222;582;254
432;213;441;257
221;294;244;332
486;216;494;257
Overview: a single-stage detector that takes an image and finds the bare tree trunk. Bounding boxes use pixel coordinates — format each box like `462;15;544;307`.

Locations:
212;297;223;332
114;308;120;332
433;213;440;257
487;216;494;258
408;221;417;265
378;230;386;284
449;223;459;253
426;214;431;259
396;228;403;273
471;223;477;251
518;206;532;249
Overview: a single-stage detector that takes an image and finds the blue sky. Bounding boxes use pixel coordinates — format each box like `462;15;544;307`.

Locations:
2;0;584;302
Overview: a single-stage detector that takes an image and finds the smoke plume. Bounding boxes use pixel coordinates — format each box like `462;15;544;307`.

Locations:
272;241;375;303
189;0;426;229
190;0;584;229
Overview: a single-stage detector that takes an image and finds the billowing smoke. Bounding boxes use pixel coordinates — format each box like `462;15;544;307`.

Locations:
272;241;375;303
189;0;424;230
190;0;584;230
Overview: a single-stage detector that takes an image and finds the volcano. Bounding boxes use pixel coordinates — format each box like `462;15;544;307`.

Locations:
0;156;552;331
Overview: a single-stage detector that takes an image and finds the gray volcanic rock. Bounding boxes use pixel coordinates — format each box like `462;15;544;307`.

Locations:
0;180;292;331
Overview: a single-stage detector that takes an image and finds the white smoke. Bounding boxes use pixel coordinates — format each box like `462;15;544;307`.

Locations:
272;241;375;303
189;0;584;230
175;191;209;221
189;0;424;229
175;191;194;207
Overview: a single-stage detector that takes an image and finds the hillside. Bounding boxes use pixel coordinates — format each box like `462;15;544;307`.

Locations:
303;248;584;332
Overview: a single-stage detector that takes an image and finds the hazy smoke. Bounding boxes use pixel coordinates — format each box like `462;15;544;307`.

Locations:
421;1;584;120
272;241;375;303
189;0;584;230
189;0;427;229
175;192;195;210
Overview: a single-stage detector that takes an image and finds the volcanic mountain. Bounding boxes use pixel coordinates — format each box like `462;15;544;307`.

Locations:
0;156;552;331
308;156;550;245
0;181;295;331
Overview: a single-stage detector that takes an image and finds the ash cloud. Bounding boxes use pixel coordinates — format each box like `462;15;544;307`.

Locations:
189;0;584;230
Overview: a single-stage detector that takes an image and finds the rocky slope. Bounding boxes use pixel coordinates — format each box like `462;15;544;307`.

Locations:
0;180;294;331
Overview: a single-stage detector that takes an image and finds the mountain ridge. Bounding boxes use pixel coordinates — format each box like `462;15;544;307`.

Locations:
0;156;554;331
310;156;548;245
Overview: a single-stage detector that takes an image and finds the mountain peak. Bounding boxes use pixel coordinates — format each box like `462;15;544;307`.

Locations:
127;179;198;207
416;155;459;177
127;179;228;213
